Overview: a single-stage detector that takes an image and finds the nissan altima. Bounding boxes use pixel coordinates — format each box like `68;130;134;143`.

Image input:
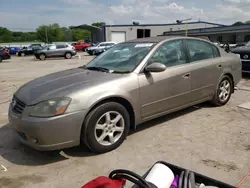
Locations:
8;36;241;153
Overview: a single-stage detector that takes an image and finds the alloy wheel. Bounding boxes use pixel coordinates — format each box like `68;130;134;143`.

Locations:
94;111;125;146
219;80;231;102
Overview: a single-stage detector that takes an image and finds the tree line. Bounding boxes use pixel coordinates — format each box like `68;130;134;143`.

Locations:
232;20;250;26
0;22;105;43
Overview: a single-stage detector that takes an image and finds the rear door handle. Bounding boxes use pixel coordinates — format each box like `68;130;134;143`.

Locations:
217;64;222;68
183;73;190;79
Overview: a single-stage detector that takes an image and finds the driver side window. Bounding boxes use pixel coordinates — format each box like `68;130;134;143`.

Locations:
147;40;187;67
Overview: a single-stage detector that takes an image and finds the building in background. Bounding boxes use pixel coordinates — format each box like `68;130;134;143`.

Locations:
163;24;250;44
102;21;224;43
71;21;225;43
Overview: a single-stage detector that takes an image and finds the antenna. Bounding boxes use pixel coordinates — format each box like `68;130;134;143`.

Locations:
176;18;192;24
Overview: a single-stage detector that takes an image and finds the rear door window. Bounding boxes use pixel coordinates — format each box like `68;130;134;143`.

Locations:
56;45;66;49
185;39;219;62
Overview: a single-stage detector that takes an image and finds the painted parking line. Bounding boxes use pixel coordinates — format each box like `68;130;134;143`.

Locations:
237;102;250;110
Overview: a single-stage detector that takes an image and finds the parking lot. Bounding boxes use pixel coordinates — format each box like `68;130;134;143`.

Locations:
0;54;250;188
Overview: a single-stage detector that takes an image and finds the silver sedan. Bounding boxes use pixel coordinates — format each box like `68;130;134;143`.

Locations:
8;36;241;153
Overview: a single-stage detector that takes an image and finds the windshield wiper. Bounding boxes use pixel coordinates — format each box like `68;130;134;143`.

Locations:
85;66;110;72
112;70;131;74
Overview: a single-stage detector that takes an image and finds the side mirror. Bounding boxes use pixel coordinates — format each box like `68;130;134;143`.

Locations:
145;62;166;73
47;48;50;50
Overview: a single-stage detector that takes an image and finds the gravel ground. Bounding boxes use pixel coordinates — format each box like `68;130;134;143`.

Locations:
0;54;250;188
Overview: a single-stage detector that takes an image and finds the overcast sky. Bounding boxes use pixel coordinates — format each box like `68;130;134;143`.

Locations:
0;0;250;31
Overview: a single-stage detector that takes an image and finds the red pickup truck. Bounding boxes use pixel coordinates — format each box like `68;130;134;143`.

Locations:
72;42;92;51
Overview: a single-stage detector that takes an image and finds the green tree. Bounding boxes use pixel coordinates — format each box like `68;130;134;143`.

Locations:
91;22;106;28
0;27;12;42
71;29;91;41
232;21;244;26
36;23;63;43
245;20;250;24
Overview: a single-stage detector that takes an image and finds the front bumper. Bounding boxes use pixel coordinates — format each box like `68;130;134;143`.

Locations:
8;107;87;151
2;54;11;60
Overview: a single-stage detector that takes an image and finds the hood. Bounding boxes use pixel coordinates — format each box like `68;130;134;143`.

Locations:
15;68;123;105
231;45;250;53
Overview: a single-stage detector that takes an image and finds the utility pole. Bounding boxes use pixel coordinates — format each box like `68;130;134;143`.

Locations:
45;27;48;44
176;18;192;36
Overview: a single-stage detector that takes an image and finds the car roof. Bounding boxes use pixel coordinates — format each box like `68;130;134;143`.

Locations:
124;36;210;44
124;36;181;43
100;41;116;44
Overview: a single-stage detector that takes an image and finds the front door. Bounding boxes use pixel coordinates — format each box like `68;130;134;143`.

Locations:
138;39;193;120
184;39;224;102
46;45;57;57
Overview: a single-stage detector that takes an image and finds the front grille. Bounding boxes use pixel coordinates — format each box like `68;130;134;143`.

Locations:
239;53;250;60
12;96;26;115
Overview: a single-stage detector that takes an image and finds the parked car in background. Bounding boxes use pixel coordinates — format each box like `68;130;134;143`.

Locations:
231;41;250;73
72;42;92;51
8;36;241;153
34;43;77;60
0;49;11;62
18;45;43;56
86;42;116;55
9;47;21;55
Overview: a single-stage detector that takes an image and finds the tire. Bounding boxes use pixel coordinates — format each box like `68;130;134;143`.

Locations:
21;52;25;57
211;75;233;106
92;50;96;55
0;56;2;62
39;53;46;60
65;52;72;59
82;47;86;52
82;102;130;153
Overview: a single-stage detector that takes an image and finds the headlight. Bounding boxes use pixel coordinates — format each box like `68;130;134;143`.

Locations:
29;97;71;118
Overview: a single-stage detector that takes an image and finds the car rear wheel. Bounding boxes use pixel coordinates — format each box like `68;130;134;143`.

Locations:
65;52;72;59
39;54;46;60
82;102;130;153
211;75;233;106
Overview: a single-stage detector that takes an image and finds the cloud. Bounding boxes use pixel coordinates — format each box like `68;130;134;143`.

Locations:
0;0;250;30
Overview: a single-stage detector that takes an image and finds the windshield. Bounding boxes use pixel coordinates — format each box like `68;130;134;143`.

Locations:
86;42;155;72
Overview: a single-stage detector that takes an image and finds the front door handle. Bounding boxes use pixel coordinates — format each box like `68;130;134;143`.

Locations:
217;64;222;68
183;73;190;79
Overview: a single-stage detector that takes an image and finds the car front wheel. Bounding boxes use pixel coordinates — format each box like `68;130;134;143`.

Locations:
39;54;46;60
82;102;130;153
211;75;233;106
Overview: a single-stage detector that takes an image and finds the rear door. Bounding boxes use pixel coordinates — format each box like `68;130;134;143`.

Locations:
55;44;66;56
184;39;223;102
